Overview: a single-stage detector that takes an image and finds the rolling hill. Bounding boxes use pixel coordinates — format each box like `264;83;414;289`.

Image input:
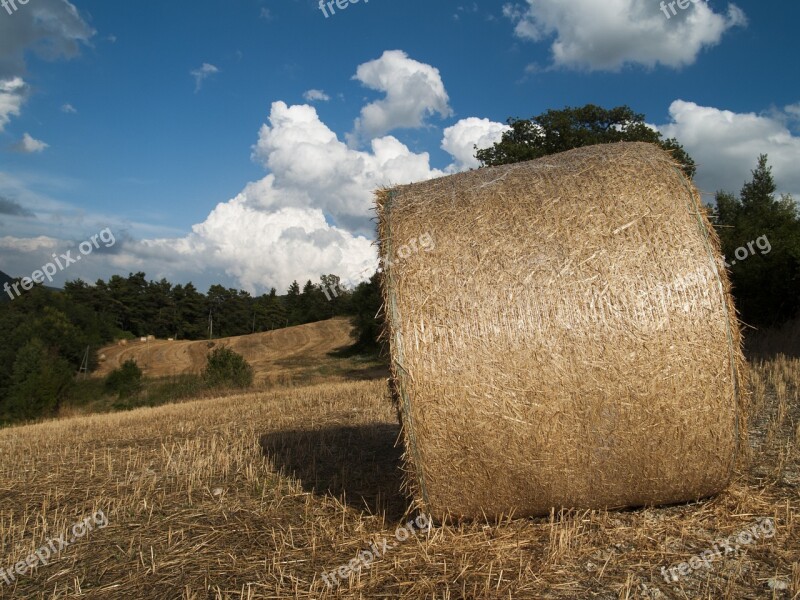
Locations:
93;317;385;385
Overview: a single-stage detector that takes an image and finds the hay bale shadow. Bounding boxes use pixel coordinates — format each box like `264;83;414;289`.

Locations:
744;317;800;359
343;365;391;381
259;424;407;519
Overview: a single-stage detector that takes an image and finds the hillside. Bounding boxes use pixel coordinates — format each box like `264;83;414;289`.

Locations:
93;317;375;384
0;269;61;299
0;270;13;302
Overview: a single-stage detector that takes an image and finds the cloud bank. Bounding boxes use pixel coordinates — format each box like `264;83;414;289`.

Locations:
503;0;746;71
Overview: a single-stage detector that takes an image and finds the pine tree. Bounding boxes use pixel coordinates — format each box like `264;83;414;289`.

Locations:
710;155;800;326
285;281;302;325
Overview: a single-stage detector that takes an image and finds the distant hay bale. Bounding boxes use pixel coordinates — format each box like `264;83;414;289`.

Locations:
377;142;746;521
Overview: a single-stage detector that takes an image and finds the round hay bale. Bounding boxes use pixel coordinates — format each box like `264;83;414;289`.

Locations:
377;142;746;521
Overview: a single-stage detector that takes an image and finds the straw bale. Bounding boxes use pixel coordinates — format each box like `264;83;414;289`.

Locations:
377;142;746;520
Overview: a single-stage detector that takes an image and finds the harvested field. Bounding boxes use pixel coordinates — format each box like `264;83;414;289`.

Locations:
92;318;365;385
0;355;797;599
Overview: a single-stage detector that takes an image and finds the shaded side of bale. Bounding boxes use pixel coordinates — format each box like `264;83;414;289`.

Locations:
377;142;747;521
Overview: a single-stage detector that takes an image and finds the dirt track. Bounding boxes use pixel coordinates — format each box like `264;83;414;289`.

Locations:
93;318;356;383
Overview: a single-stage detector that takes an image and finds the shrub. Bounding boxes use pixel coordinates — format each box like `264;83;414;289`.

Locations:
202;347;254;389
3;339;74;422
105;359;143;399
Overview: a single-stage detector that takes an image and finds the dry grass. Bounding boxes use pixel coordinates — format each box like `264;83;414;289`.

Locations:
92;318;372;386
0;352;797;598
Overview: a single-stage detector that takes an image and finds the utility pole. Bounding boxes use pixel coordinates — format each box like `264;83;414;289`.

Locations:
208;310;213;340
78;346;90;380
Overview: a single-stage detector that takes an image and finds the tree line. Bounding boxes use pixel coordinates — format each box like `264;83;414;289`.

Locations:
60;273;364;340
0;273;378;423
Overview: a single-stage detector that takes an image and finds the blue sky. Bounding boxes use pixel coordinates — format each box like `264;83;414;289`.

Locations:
0;0;798;292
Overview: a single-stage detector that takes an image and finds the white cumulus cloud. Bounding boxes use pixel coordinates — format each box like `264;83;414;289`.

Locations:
0;236;59;253
1;51;467;292
442;117;511;172
12;133;49;153
252;101;444;233
503;0;747;71
303;89;330;102
784;103;800;120
0;0;94;80
656;100;800;199
0;77;27;132
65;99;449;292
351;50;453;142
0;0;92;131
132;205;378;294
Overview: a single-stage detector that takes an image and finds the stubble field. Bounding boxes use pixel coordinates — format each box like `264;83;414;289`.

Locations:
0;330;798;599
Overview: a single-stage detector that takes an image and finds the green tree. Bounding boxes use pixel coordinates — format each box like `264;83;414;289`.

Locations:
285;281;302;325
477;104;695;178
299;279;333;323
254;288;287;331
349;271;383;354
320;274;355;314
105;359;144;399
62;280;121;347
3;339;73;422
172;282;207;339
709;155;800;327
0;290;99;377
202;347;254;389
146;278;175;338
97;273;151;335
206;285;254;338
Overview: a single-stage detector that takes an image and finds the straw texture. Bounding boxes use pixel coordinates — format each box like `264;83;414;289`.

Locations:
377;142;746;521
